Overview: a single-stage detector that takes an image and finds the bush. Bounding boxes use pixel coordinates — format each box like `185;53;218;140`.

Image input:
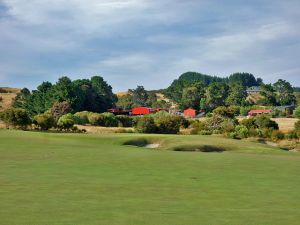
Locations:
271;130;285;141
57;113;75;130
74;111;90;125
213;106;237;118
221;119;236;133
285;130;298;140
116;115;133;127
135;117;156;133
254;114;279;130
0;108;31;129
88;112;118;127
293;106;300;119
88;113;103;126
198;130;212;135
101;113;118;127
51;101;71;121
191;120;207;132
204;114;225;131
240;117;256;129
34;113;55;130
235;125;249;139
155;116;180;134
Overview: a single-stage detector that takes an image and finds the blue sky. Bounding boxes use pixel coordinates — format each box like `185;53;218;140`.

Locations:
0;0;299;91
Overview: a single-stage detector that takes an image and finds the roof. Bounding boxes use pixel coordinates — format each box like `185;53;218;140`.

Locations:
246;86;261;92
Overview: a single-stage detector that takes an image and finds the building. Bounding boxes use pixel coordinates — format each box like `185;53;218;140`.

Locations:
246;86;261;94
184;108;197;118
248;109;272;117
131;107;155;115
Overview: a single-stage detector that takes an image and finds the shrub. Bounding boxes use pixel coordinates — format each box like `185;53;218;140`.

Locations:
51;101;71;121
198;130;212;135
213;106;237;118
88;113;103;126
155;116;180;134
101;112;118;127
285;130;298;140
0;108;31;129
191;120;207;132
74;111;90;125
254;114;279;130
135;117;156;133
116;115;133;127
229;132;239;139
235;125;249;139
221;119;236;133
34;113;55;130
204;114;225;131
57;113;75;130
271;130;285;141
240;117;256;129
293;106;300;119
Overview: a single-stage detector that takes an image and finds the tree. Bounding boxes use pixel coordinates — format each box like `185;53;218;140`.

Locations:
226;82;247;106
205;83;229;110
128;86;149;107
273;79;295;106
228;73;260;87
180;82;204;110
12;88;31;109
51;101;71;121
0;108;31;129
259;84;277;106
116;94;133;109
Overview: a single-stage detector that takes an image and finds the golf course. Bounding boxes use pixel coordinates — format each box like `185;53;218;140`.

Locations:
1;130;299;225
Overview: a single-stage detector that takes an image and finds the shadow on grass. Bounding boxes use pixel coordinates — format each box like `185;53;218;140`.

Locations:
173;145;225;152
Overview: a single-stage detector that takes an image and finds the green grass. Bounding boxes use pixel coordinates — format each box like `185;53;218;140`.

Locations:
0;130;300;225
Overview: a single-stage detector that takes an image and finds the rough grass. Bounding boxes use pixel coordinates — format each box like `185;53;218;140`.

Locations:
0;130;300;225
271;118;299;133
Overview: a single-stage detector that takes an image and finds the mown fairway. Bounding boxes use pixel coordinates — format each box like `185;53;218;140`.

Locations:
0;130;300;225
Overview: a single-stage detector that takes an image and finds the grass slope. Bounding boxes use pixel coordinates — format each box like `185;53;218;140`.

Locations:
0;130;299;225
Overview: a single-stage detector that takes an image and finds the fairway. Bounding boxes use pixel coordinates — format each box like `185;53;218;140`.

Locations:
0;130;300;225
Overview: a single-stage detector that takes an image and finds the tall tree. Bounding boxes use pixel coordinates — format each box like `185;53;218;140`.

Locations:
205;83;229;110
128;86;149;107
273;79;295;105
226;82;247;106
259;84;277;106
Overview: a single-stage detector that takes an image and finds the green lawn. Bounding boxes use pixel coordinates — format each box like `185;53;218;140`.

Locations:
0;130;299;225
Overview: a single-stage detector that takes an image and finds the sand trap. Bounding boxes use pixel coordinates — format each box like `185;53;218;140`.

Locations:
144;143;160;148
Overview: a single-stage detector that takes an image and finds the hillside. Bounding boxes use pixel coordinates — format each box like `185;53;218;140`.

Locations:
0;87;20;111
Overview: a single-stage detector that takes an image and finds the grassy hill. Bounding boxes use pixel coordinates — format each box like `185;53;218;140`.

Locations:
0;130;299;225
0;87;20;111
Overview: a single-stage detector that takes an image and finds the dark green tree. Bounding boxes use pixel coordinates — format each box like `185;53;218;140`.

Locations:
273;79;295;106
205;83;229;110
226;82;247;106
128;86;149;107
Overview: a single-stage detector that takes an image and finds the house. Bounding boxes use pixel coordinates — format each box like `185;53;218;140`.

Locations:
107;108;131;115
246;86;261;94
131;107;155;115
248;109;272;117
184;108;197;118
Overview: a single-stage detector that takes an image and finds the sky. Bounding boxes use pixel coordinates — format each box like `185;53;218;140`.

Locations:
0;0;299;92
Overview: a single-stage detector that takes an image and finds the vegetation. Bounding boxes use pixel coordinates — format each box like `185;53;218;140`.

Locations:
12;76;117;115
0;108;31;129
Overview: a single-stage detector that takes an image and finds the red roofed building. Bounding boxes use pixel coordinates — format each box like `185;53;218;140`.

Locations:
184;108;197;118
132;107;155;115
248;109;272;117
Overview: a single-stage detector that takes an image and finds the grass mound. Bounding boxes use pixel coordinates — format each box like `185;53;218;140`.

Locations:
173;144;226;152
124;138;152;147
